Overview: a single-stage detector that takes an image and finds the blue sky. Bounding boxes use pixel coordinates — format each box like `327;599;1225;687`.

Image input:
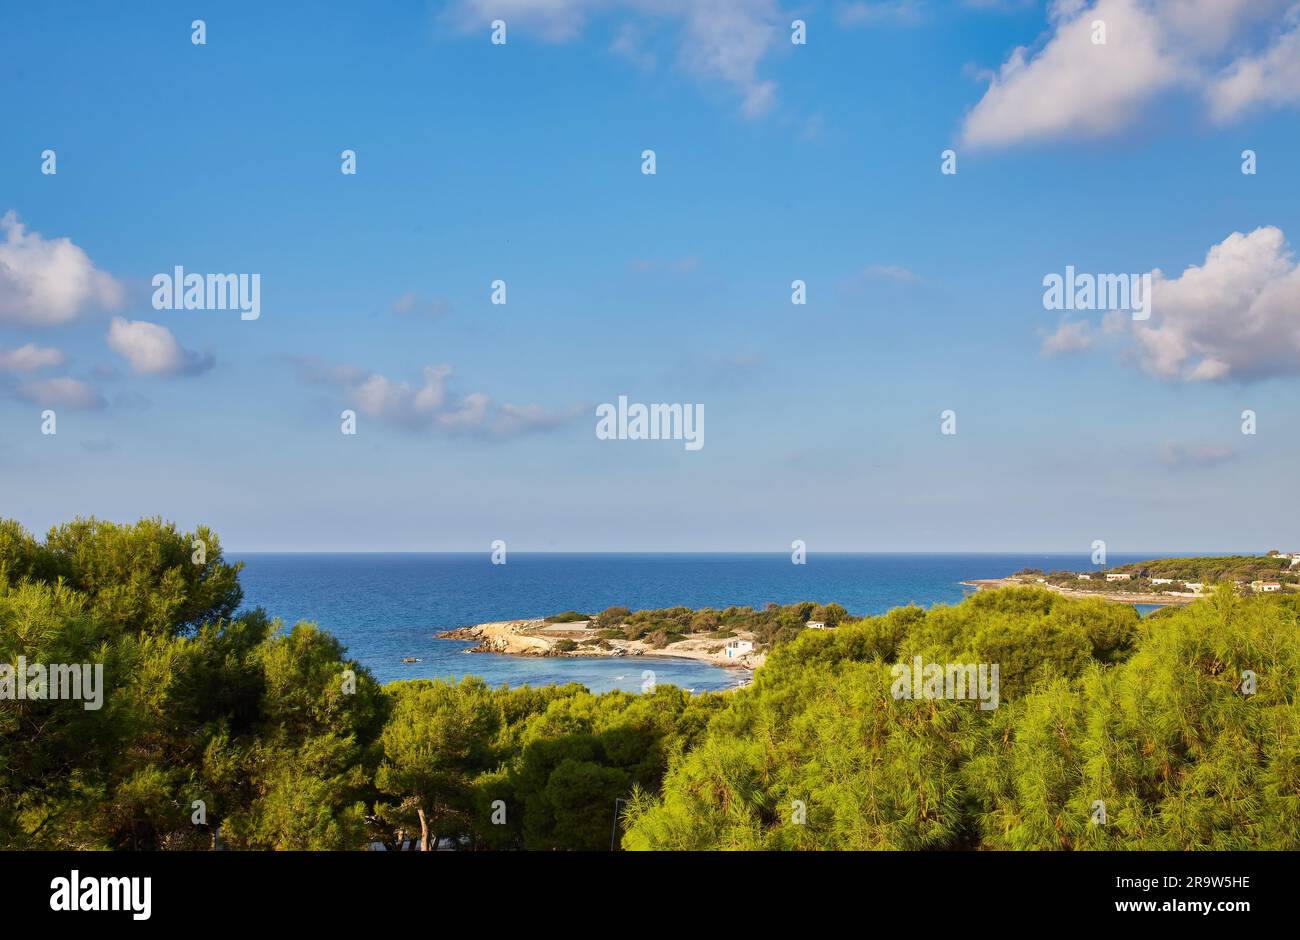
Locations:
2;0;1298;551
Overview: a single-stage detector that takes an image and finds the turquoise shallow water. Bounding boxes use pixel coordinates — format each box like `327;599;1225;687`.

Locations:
231;552;1180;691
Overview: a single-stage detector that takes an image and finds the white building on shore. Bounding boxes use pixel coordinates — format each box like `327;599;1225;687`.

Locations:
724;639;754;659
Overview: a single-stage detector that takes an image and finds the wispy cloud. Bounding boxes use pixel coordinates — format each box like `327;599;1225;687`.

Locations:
392;291;450;321
1159;440;1235;469
446;0;785;118
862;263;921;283
1040;319;1093;356
0;342;66;373
837;1;927;27
11;376;106;410
295;357;584;438
630;256;700;274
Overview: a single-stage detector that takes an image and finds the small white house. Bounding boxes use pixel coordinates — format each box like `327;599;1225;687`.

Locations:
1186;582;1205;592
1150;578;1173;585
724;639;754;659
1252;581;1282;593
1105;573;1133;582
805;620;830;630
1077;574;1092;581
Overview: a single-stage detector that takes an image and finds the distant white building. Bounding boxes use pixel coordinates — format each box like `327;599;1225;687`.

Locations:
1105;573;1133;582
805;620;830;630
1150;578;1174;585
1186;582;1205;592
1077;574;1092;581
1252;581;1282;593
724;639;754;659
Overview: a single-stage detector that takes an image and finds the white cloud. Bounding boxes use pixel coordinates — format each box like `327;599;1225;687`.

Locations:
1114;227;1300;381
106;317;214;377
961;0;1184;149
13;377;105;410
299;359;582;437
0;211;123;326
0;342;66;373
960;0;1300;149
1041;319;1093;355
448;0;784;118
1207;9;1300;120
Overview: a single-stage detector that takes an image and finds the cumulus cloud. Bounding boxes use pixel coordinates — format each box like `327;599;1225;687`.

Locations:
960;0;1299;149
0;342;66;373
1130;227;1300;382
106;317;214;377
448;0;784;118
296;358;583;437
0;211;123;326
12;377;105;410
1041;319;1093;355
1066;227;1300;381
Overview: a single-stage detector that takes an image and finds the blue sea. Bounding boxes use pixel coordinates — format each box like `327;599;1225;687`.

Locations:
231;552;1175;693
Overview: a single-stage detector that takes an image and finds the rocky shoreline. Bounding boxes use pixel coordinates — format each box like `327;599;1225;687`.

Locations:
436;617;765;670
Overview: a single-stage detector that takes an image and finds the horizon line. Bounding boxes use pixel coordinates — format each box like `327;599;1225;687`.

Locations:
224;548;1244;556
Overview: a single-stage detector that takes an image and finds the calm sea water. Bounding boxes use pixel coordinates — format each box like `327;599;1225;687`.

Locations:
231;552;1173;692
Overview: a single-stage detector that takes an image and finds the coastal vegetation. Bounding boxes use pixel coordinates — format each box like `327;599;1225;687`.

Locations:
580;601;848;646
1013;553;1299;597
3;518;1297;851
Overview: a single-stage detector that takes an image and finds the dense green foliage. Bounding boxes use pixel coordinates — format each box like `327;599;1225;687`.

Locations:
1042;554;1298;595
623;588;1300;849
1114;554;1293;582
4;518;1297;851
0;518;385;849
591;601;848;647
0;517;720;850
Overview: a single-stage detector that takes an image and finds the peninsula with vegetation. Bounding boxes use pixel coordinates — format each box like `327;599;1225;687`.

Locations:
966;552;1300;606
438;602;851;670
